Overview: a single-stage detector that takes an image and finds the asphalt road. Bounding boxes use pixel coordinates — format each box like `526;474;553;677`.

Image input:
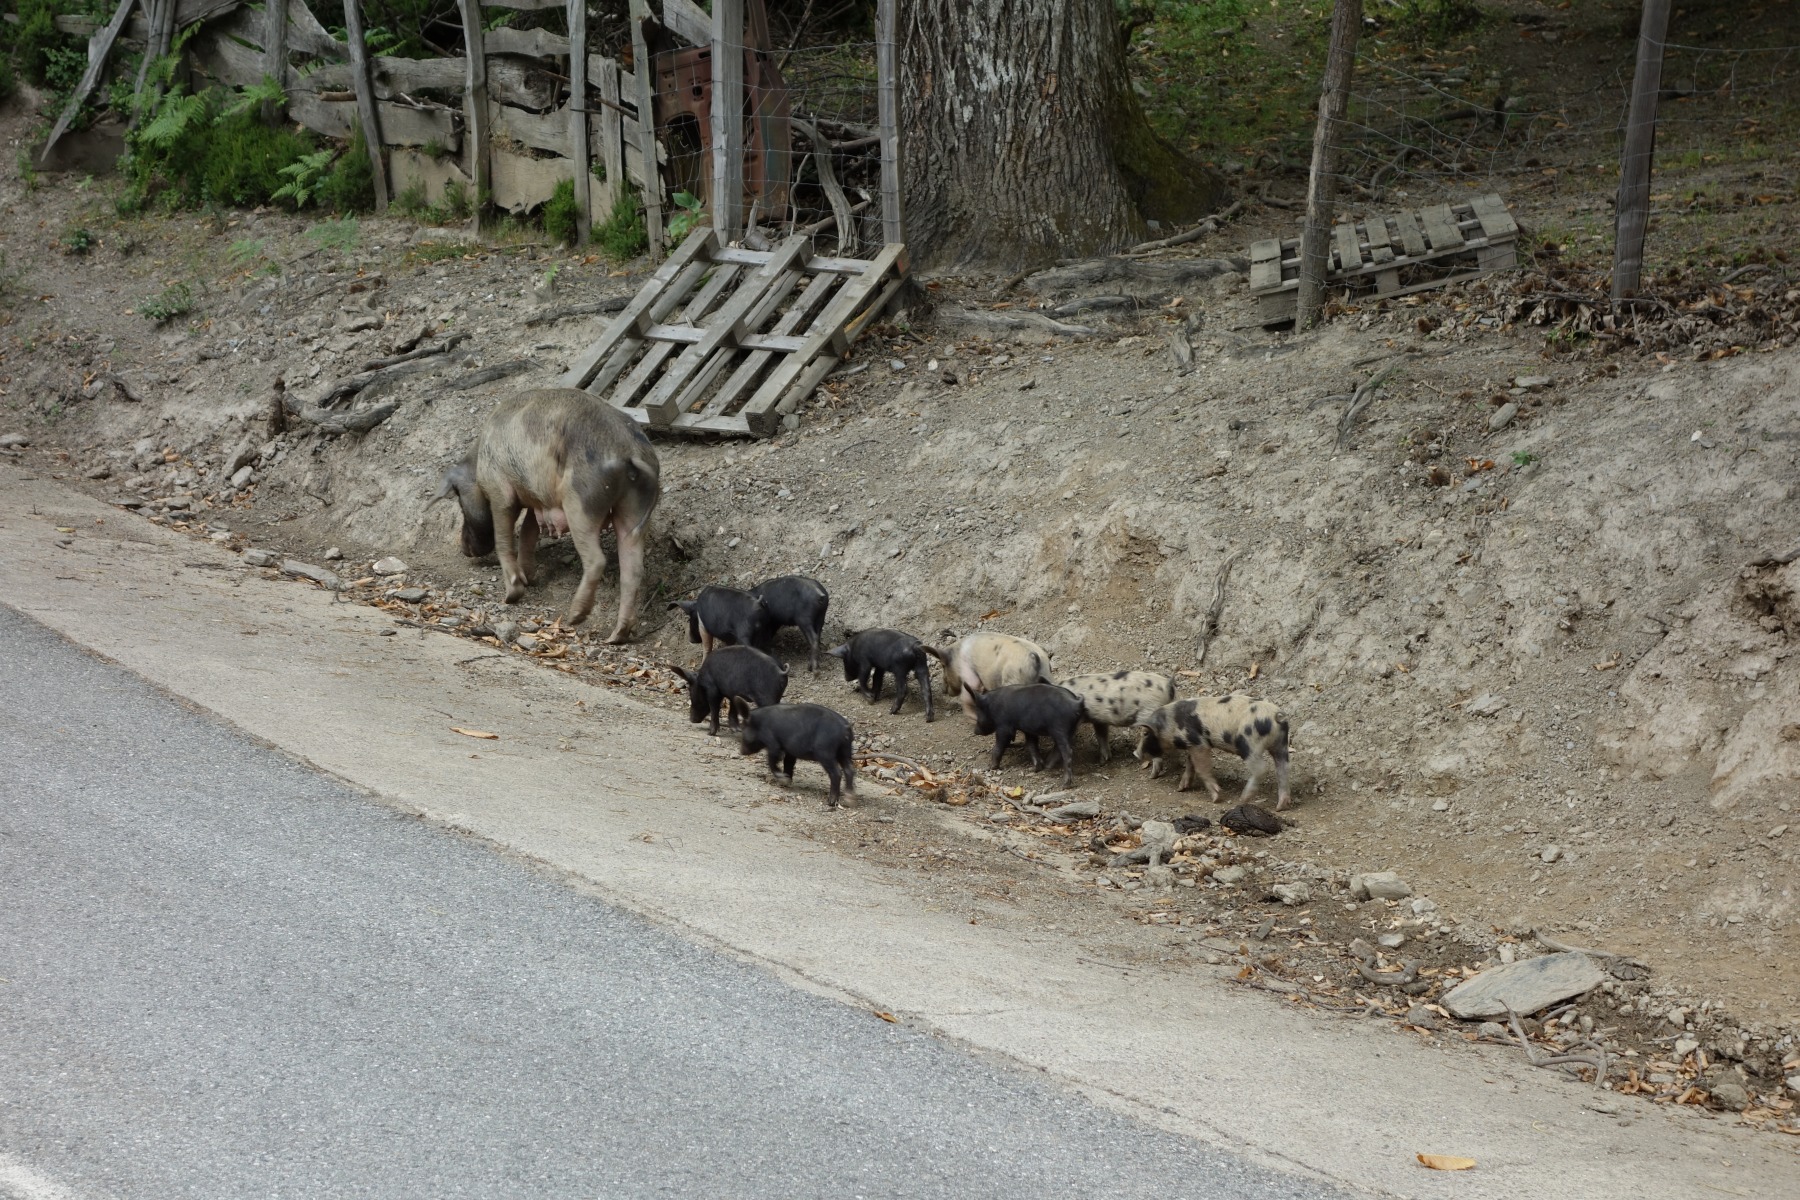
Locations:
0;605;1347;1200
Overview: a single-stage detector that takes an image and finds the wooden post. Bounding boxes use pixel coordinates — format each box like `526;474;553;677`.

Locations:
596;55;625;217
341;0;389;211
40;0;136;161
1295;0;1361;331
629;0;665;259
1613;0;1671;303
263;0;289;122
711;0;745;240
454;0;489;225
568;0;592;244
132;0;171;101
876;0;902;247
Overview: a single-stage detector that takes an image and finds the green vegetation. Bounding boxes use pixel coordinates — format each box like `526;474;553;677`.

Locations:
594;190;648;261
272;148;339;209
120;67;319;212
306;218;361;253
59;227;93;256
137;281;194;323
393;178;473;225
1510;450;1537;467
664;190;705;243
315;123;377;214
406;241;473;264
543;178;581;247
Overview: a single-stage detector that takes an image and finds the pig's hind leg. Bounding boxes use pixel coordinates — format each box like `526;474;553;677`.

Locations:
889;667;909;715
493;501;530;604
915;662;935;722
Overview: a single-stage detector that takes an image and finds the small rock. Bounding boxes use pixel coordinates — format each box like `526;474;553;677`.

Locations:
1172;814;1212;834
1431;798;1450;812
1270;881;1311;906
437;615;464;628
1500;943;1517;964
1770;824;1788;839
372;556;407;576
1466;693;1507;717
394;587;429;603
1143;864;1175;890
86;464;113;480
1378;932;1407;950
516;633;539;653
324;546;344;561
1403;1005;1439;1030
1487;401;1519;432
242;549;279;567
1044;799;1101;821
225;441;259;474
1541;844;1564;864
1785;1074;1800;1098
1674;1036;1699;1059
0;433;30;448
1514;375;1552;391
161;496;191;511
1411;897;1438;916
1351;870;1413;901
229;465;256;490
1707;1080;1750;1111
1476;1021;1508;1040
1211;865;1249;886
280;559;344;590
1441;952;1605;1020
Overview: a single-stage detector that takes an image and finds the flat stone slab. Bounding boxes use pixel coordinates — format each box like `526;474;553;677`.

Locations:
1442;952;1605;1020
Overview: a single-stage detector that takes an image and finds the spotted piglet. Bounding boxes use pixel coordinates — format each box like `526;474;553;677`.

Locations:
1132;693;1293;811
1056;670;1176;765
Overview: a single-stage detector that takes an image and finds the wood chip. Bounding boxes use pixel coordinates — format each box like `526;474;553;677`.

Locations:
1416;1153;1476;1171
451;727;499;740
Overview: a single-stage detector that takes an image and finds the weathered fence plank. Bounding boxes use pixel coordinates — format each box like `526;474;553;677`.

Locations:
568;0;591;244
341;0;390;210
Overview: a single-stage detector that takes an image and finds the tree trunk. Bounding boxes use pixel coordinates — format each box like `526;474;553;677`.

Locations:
901;0;1228;272
1295;0;1361;331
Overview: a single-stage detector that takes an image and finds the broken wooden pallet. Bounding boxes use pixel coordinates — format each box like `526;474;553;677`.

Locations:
560;227;907;436
1250;193;1518;324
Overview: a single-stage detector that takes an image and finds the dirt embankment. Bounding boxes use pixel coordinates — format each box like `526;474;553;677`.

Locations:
5;93;1800;1126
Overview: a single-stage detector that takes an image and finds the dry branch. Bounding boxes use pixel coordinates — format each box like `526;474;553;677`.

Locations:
944;308;1098;338
443;359;540;391
1335;363;1399;448
313;334;469;407
522;296;630;326
1195;552;1242;665
1124;199;1246;255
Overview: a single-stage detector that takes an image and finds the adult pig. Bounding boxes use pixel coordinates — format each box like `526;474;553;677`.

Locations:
439;388;660;643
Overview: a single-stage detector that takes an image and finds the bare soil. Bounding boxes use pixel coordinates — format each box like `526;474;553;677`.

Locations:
3;14;1800;1136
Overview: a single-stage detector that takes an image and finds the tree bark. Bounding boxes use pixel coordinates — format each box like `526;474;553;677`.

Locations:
900;0;1228;272
1613;0;1671;303
1295;0;1361;331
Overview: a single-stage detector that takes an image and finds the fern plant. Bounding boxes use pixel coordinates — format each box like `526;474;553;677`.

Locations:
272;148;338;209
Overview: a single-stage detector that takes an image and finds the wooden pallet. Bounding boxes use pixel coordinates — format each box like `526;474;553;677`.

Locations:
560;228;906;436
1250;193;1518;324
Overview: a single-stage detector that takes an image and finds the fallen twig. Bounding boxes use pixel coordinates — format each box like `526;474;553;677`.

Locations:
1336;363;1400;448
1195;552;1242;665
945;307;1098;338
1746;545;1800;569
443;359;539;392
1531;927;1645;965
313;333;470;407
1124;199;1247;255
1504;1003;1608;1085
522;296;630;327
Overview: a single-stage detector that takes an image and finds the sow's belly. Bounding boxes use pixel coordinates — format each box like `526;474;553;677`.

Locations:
533;507;570;537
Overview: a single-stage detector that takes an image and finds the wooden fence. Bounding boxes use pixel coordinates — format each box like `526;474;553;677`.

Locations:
42;0;903;257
